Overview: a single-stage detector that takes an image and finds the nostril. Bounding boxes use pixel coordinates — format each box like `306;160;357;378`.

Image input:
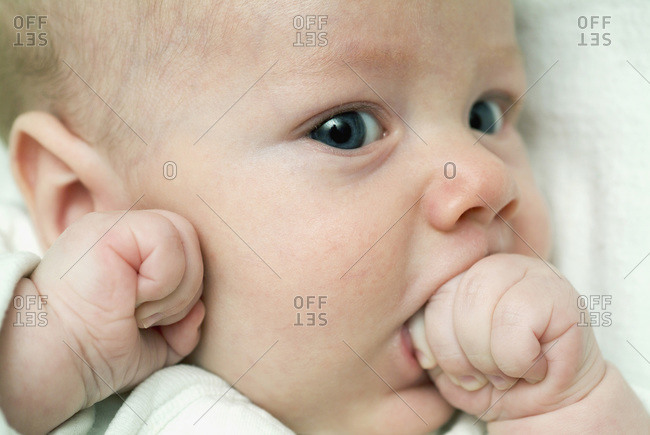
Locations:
459;206;484;223
497;198;519;221
460;198;518;225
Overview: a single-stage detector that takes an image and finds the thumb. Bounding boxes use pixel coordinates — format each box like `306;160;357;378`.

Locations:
133;298;205;385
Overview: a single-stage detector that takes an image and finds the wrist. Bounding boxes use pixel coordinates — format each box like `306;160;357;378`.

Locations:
0;277;88;434
487;362;650;434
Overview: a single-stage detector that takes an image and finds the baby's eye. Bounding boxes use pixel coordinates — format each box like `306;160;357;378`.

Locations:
469;100;503;134
309;111;383;150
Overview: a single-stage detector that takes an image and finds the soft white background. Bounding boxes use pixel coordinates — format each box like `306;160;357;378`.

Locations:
513;0;650;400
1;0;649;413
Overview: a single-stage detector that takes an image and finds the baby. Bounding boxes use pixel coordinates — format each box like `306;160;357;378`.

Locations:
0;0;648;434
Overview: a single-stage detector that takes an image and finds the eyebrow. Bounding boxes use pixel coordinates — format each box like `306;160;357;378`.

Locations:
338;39;415;68
282;38;416;78
283;37;523;80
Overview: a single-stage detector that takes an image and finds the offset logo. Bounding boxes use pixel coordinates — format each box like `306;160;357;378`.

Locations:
578;16;612;47
13;295;48;327
294;295;328;326
13;15;48;47
293;15;328;47
577;294;612;327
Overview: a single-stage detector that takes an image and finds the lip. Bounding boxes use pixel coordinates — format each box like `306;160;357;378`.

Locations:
400;323;420;370
399;323;436;392
405;241;495;325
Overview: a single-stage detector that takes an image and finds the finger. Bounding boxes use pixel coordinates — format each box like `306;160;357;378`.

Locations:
122;325;172;390
427;367;494;418
134;210;204;327
491;272;578;384
96;210;187;307
454;254;533;389
49;211;183;318
425;273;489;392
407;308;437;369
160;299;205;365
139;282;203;329
120;300;205;391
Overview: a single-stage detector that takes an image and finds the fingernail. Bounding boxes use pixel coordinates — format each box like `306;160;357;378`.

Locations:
140;312;163;329
487;375;509;390
458;375;488;391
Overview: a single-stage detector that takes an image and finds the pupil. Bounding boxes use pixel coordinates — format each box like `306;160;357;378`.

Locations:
470;110;482;130
329;119;352;144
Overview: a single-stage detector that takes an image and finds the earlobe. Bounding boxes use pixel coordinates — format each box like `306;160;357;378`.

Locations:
9;111;127;250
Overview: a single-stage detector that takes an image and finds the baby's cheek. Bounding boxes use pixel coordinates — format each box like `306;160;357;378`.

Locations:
519;194;552;258
508;169;552;258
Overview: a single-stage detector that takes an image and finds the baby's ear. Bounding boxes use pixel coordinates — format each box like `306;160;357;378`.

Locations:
9;111;128;250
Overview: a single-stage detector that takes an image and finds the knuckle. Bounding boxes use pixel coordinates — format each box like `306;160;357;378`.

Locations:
151;212;182;238
150;216;185;257
456;276;487;312
151;210;195;237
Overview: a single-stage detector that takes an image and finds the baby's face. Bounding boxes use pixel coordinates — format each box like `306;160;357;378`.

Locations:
125;0;551;432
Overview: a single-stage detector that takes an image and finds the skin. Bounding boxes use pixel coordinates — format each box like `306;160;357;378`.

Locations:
161;1;549;431
174;2;550;431
0;210;205;434
1;0;649;434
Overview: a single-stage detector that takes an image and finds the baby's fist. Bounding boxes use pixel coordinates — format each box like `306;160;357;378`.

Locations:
414;254;605;422
34;210;204;408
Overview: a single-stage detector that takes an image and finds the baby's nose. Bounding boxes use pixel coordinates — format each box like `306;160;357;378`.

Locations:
421;147;520;231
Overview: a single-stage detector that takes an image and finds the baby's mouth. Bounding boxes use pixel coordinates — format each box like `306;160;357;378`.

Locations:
406;308;437;370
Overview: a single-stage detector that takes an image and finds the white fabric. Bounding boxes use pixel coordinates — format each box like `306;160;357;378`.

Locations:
513;0;650;406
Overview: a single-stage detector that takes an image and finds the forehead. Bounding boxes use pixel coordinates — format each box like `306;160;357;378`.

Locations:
241;0;520;78
73;0;518;89
55;0;519;151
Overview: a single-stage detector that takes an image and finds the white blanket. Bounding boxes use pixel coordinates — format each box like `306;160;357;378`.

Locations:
513;0;650;399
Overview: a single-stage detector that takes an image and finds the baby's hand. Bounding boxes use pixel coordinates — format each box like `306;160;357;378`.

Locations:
411;254;650;432
0;210;205;434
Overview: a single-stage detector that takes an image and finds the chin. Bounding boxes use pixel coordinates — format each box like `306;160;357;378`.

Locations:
345;389;456;435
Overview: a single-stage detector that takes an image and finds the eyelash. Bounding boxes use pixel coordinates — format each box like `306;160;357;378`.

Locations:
307;102;389;134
